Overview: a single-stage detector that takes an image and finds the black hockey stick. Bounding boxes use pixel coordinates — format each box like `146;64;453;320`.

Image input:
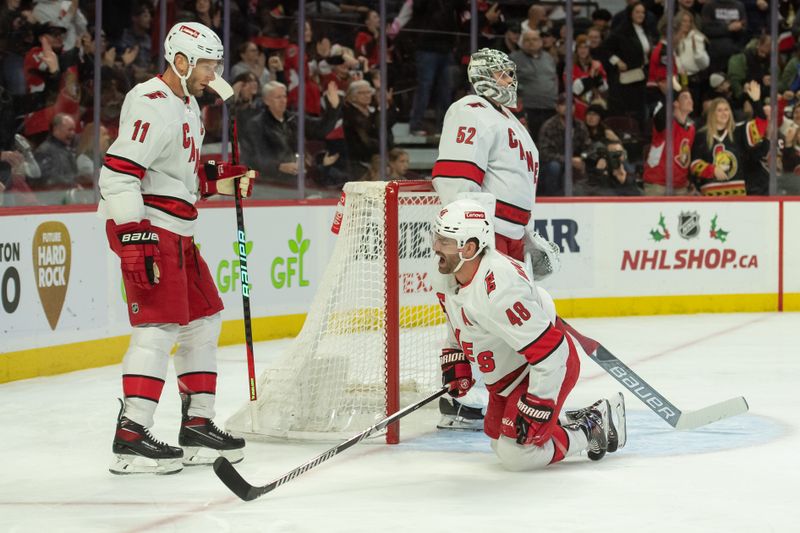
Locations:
229;115;259;430
214;387;449;501
558;318;748;430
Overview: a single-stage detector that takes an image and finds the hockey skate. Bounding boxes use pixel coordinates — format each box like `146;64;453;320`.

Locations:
564;392;627;454
179;395;245;466
437;397;484;431
573;399;610;461
109;400;184;475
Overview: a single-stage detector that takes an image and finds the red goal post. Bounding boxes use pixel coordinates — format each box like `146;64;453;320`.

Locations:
226;180;447;444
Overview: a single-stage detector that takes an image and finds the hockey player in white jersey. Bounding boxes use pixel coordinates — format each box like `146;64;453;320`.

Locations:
99;22;255;475
432;199;625;470
432;48;561;428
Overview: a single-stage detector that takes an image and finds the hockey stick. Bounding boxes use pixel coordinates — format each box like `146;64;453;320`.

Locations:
558;319;749;430
229;115;259;431
214;386;449;501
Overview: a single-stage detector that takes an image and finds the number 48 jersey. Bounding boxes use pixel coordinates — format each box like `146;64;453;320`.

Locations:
432;94;539;241
432;249;571;404
98;76;205;236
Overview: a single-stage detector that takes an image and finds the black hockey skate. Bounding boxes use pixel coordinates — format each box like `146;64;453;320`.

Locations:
179;395;245;466
564;392;627;454
437;397;484;431
563;399;611;461
109;400;184;475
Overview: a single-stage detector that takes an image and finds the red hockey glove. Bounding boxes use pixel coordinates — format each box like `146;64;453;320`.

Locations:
201;161;257;198
115;220;160;290
440;348;474;398
515;393;556;446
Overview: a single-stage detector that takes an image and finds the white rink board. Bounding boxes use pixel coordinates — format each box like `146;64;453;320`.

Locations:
783;201;800;294
0;199;790;354
535;201;780;298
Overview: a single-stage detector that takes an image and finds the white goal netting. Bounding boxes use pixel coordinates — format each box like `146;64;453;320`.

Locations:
226;181;447;441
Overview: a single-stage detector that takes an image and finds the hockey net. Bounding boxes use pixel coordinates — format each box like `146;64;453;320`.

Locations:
226;180;446;443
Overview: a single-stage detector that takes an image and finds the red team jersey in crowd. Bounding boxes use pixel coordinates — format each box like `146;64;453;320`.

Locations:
433;249;580;443
98;75;205;236
432;94;540;241
643;105;696;189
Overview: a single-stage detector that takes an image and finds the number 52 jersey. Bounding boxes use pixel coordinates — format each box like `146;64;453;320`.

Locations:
432;94;539;241
98;76;205;236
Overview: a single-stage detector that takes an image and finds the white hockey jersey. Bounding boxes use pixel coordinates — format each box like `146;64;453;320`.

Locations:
432;94;539;240
432;249;569;404
98;76;205;236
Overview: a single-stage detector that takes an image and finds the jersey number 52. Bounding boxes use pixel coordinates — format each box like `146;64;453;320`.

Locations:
456;126;476;145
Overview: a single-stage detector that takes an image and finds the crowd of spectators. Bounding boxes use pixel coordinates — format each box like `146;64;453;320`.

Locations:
2;1;800;206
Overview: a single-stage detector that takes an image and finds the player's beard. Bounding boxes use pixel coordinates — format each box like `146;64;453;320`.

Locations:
436;251;461;274
186;72;206;97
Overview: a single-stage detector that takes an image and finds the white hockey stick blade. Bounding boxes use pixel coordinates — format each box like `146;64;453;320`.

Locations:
673;396;749;430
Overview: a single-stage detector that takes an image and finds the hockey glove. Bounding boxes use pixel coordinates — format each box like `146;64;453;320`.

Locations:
201;161;257;198
440;348;474;398
515;393;556;446
524;230;561;280
115;220;160;290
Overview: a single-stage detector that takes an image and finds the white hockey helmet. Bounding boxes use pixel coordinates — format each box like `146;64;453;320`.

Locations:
433;199;494;272
164;22;232;99
468;48;518;107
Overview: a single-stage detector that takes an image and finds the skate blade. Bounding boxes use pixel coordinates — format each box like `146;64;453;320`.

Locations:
182;446;244;466
436;416;484;432
109;454;183;475
609;392;627;452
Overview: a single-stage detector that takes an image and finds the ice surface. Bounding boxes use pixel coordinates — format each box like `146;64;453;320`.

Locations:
1;313;797;532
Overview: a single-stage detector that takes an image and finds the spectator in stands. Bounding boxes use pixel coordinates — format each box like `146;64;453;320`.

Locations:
521;4;551;35
779;42;800;94
591;8;613;38
115;1;154;80
320;45;365;97
231;41;276;87
780;104;800;184
728;34;771;102
343;79;396;175
611;0;657;35
707;71;740;113
354;10;382;69
239;80;341;185
32;112;78;194
406;0;462;137
743;0;770;38
603;2;654;134
387;148;415;180
702;0;747;73
231;71;261;119
75;122;109;185
0;82;24;204
584;104;620;144
1;1;35;96
285;20;324;115
580;140;641;196
690;81;767;195
678;0;704;30
537;94;592;196
32;0;87;51
673;9;710;108
496;20;521;55
643;90;696;195
511;29;558;144
23;22;82;141
569;34;608;120
179;0;222;37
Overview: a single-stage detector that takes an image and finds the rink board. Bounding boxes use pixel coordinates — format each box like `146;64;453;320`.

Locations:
0;197;797;382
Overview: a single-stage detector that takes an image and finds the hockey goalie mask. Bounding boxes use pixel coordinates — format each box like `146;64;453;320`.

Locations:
433;200;494;273
164;22;232;100
468;48;518;108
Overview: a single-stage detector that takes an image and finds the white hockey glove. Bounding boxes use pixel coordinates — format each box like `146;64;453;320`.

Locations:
524;230;561;281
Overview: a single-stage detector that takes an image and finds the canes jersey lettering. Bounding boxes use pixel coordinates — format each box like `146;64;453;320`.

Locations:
432;95;539;240
433;249;569;403
98;76;204;236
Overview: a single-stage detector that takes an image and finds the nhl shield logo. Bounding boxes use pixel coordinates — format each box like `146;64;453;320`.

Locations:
678;211;700;240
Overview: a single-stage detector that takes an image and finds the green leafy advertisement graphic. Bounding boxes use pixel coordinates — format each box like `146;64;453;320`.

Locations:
232;240;254;256
289;224;310;255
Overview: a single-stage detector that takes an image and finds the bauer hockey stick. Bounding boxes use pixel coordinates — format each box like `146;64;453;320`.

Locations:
229;115;259;431
558;319;749;430
214;386;450;501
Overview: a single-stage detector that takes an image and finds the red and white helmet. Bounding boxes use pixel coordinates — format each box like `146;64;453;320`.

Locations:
434;199;494;271
164;22;232;99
